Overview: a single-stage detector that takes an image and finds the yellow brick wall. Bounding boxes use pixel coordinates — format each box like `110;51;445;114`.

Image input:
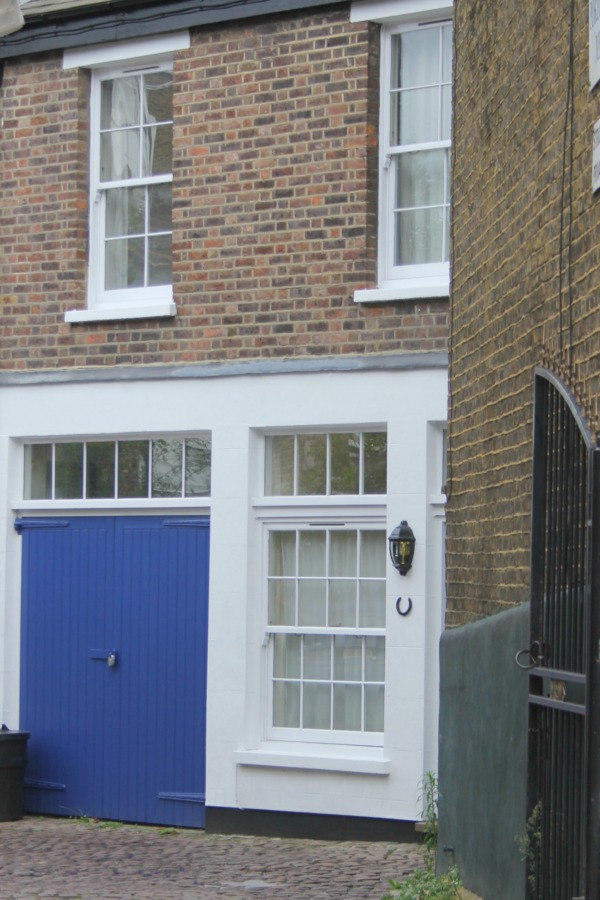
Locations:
448;0;600;624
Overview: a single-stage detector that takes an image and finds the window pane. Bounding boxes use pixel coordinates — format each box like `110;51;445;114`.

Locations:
334;635;362;681
303;683;331;729
273;681;300;728
443;194;451;261
269;531;296;577
105;237;144;289
363;433;387;494
364;684;385;732
184;437;211;497
333;684;362;731
101;76;140;129
395;206;446;266
330;531;357;576
265;435;294;495
273;634;301;678
442;25;452;82
143;124;173;177
106;186;145;238
152;438;182;497
396;150;446;209
24;444;52;500
299;531;326;576
394;28;440;90
86;442;115;499
397;86;439;145
269;579;296;626
330;433;359;494
297;434;326;495
118;440;149;498
360;531;386;577
55;443;83;499
329;580;356;627
100;129;140;182
148;234;172;286
143;71;173;124
365;637;385;682
359;581;386;628
441;83;452;141
298;580;326;626
149;183;172;233
304;635;331;680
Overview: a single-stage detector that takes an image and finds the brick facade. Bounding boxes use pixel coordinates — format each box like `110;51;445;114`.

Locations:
448;0;600;625
0;6;448;371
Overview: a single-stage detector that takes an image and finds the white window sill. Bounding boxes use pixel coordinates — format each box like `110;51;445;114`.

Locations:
354;285;449;304
232;745;390;776
65;302;176;324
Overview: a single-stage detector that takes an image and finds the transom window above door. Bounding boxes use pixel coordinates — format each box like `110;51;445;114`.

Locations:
23;436;211;500
265;431;387;496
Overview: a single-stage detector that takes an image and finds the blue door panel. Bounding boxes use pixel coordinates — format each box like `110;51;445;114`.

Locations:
19;516;209;827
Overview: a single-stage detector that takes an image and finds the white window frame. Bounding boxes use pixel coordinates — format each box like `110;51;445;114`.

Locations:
63;34;189;323
352;0;453;304
263;519;387;748
257;425;389;750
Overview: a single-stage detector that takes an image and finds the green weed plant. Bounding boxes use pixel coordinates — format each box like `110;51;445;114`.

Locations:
383;772;462;900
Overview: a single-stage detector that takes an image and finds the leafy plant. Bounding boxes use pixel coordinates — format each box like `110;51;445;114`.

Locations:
383;772;462;900
517;801;542;895
383;865;462;899
419;770;439;867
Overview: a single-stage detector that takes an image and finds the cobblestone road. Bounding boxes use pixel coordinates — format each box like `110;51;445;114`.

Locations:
0;817;424;900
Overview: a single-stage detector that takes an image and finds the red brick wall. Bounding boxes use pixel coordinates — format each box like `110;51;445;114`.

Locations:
0;7;449;371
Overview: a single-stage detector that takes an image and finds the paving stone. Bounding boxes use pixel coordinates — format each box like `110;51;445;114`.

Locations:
0;817;425;900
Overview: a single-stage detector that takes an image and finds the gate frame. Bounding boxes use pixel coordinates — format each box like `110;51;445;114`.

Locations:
587;447;600;899
527;367;599;900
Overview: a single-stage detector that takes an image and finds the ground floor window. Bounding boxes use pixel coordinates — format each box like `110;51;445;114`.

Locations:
267;526;386;744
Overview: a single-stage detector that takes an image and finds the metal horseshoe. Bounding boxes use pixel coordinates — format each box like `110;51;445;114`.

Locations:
396;596;413;617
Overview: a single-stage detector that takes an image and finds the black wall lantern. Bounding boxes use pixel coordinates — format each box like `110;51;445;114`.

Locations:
388;520;416;575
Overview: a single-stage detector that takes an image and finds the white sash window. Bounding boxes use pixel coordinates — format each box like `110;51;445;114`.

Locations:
63;34;189;323
380;21;452;292
91;63;174;310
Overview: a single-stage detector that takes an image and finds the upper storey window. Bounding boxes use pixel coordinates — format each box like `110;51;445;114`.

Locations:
98;67;173;297
386;24;452;275
63;34;189;323
352;6;452;304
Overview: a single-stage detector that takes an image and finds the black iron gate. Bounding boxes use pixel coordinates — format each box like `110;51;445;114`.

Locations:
523;368;600;900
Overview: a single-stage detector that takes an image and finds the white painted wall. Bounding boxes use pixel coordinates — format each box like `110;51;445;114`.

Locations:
0;364;446;823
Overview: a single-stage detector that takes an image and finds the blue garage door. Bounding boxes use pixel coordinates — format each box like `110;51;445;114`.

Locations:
17;516;210;828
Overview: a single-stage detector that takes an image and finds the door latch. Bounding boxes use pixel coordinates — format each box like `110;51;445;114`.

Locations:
515;641;544;670
107;652;117;668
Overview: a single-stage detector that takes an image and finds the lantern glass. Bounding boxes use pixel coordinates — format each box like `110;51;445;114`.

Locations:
388;521;415;574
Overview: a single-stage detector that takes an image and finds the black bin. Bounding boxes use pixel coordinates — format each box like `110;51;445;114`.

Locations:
0;726;30;821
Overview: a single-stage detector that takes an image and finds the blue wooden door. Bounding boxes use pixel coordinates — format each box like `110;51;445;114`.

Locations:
17;516;209;827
